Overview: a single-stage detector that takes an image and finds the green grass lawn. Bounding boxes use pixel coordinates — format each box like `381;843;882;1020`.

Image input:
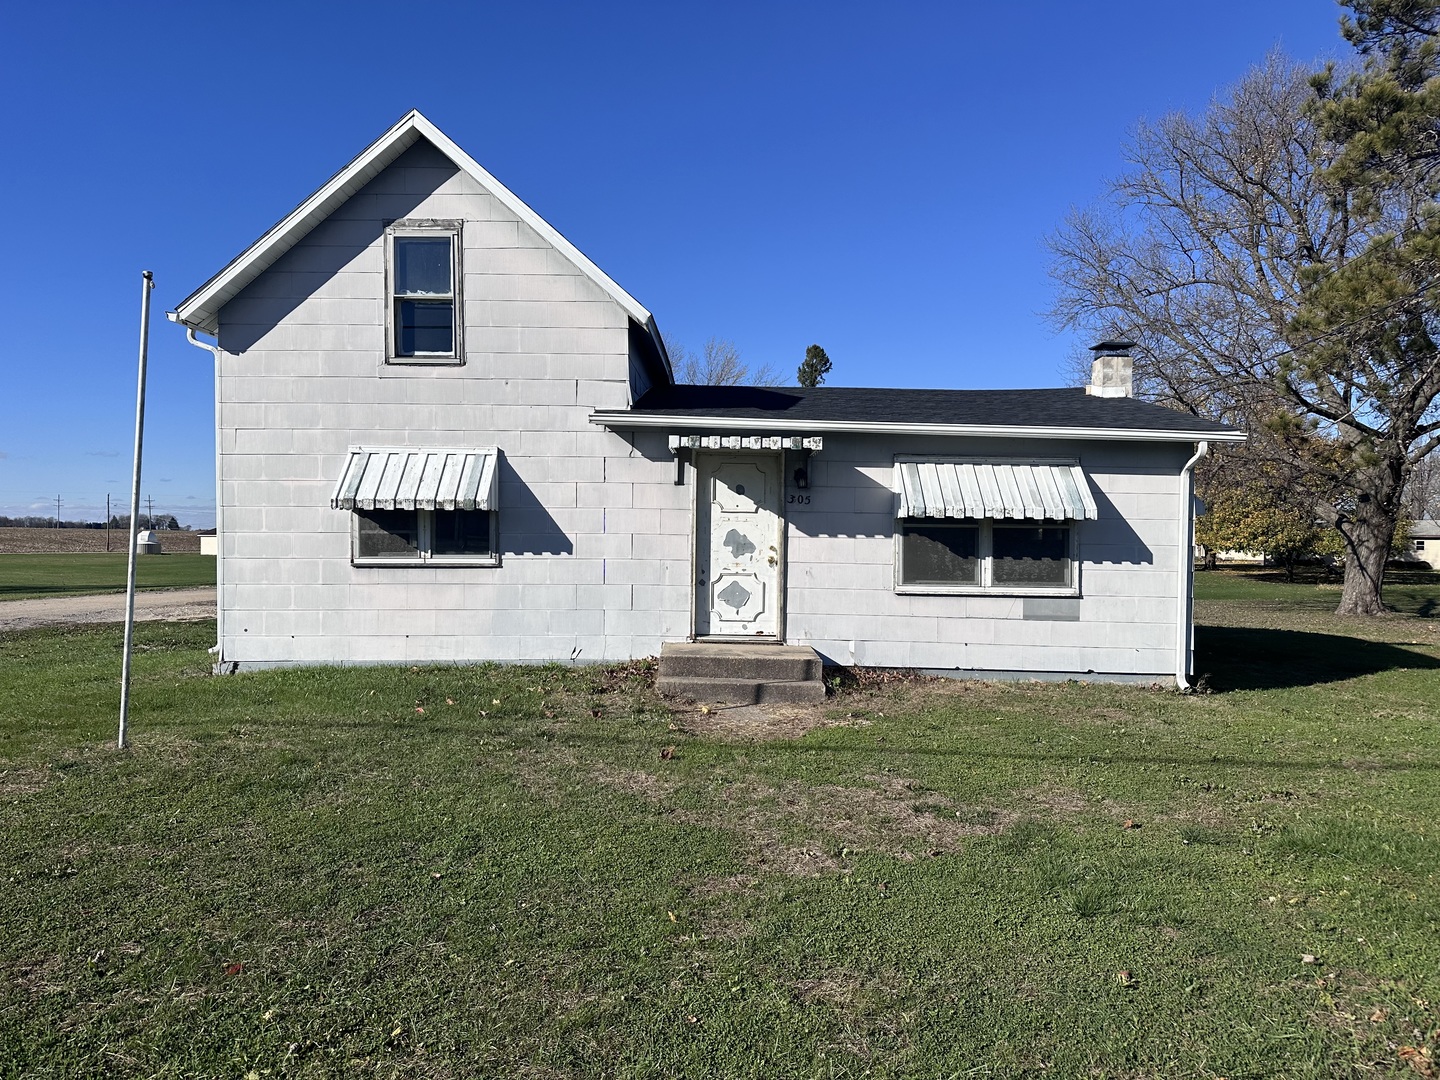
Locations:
0;553;215;601
0;587;1436;1077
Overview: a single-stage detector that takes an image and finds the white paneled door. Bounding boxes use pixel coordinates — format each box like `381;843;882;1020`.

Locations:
695;455;782;638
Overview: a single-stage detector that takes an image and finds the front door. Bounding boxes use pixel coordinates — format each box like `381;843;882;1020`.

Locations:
695;454;782;638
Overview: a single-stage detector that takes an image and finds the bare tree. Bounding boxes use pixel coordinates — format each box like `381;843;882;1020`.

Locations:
1403;449;1440;520
1049;54;1440;615
664;334;781;386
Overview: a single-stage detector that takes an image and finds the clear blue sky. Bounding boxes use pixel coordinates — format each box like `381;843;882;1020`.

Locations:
0;1;1346;528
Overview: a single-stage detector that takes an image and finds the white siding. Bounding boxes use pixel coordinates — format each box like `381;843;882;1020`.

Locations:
214;140;691;668
781;435;1186;678
213;139;1189;679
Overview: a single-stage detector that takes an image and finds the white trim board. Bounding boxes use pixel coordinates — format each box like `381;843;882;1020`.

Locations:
592;411;1247;444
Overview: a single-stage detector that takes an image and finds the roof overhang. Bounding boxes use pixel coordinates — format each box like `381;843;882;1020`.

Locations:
170;110;664;367
591;410;1248;444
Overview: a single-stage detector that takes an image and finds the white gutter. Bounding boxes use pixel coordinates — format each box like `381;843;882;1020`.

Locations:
591;410;1247;445
182;325;226;668
1175;440;1208;690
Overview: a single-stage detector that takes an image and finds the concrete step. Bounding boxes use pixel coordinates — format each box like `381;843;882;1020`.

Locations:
657;642;825;705
656;675;825;705
658;642;823;682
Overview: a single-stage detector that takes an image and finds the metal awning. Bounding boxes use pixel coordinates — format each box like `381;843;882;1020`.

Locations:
331;447;499;511
895;461;1097;521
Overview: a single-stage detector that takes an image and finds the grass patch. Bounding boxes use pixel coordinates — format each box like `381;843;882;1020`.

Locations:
1195;564;1440;617
0;553;216;600
1;588;1437;1076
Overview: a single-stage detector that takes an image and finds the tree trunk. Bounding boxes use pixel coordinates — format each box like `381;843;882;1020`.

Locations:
1335;501;1395;615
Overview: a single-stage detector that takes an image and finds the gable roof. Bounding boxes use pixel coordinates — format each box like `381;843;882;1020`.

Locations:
592;385;1245;443
169;109;668;370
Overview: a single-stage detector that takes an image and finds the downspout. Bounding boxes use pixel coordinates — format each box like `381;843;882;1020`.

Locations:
181;325;226;669
1175;440;1208;690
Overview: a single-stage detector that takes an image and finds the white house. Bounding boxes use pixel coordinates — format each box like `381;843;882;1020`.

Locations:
170;111;1243;687
1407;520;1440;570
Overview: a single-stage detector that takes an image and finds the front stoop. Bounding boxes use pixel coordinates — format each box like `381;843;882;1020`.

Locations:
657;642;825;705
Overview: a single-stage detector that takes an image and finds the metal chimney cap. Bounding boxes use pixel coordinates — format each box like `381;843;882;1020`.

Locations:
1089;340;1137;356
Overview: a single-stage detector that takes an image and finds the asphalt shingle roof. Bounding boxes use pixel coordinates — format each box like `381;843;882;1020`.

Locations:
625;385;1239;436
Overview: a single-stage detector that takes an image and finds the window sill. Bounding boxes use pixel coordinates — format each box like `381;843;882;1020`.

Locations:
896;585;1080;598
384;356;464;367
352;557;500;568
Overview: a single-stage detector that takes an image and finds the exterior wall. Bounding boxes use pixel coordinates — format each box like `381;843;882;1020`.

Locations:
214;140;692;667
211;138;1190;678
1407;531;1440;570
779;435;1188;678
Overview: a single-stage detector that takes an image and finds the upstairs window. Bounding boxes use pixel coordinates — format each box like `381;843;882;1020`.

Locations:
387;221;462;363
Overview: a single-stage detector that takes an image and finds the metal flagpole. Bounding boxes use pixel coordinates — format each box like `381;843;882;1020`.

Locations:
119;270;155;750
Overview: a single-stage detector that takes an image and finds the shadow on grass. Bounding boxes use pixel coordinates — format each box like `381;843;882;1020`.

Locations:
1196;625;1440;692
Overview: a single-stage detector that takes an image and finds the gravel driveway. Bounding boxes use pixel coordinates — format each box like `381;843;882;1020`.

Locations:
0;588;217;632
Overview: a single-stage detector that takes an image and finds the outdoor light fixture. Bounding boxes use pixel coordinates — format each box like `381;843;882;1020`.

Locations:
793;465;809;489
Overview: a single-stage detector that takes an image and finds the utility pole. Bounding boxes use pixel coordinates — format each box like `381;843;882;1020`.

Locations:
106;494;111;551
146;495;154;530
120;270;155;751
55;495;61;528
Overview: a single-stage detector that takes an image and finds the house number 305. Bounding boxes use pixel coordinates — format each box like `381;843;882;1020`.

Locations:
786;493;811;505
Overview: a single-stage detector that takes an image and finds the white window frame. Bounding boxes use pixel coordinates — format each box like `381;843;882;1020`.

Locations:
895;518;1080;596
385;219;463;364
351;507;499;568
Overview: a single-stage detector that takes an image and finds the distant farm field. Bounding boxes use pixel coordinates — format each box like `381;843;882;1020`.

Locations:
0;527;202;554
0;554;215;601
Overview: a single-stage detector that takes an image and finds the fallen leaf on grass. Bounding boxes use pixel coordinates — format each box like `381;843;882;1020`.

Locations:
1122;819;1140;830
668;911;677;922
1117;970;1135;986
445;698;455;706
660;746;676;760
1301;954;1317;964
225;962;245;976
1398;1046;1435;1077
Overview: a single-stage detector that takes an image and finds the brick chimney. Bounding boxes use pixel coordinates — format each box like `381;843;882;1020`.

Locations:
1086;340;1135;398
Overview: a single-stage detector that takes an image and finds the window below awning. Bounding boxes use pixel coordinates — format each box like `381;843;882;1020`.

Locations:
895;461;1097;521
331;447;499;511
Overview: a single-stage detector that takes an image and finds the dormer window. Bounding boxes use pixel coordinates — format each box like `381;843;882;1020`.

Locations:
386;221;462;363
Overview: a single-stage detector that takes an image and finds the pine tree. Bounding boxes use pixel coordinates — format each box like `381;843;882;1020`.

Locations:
796;344;832;388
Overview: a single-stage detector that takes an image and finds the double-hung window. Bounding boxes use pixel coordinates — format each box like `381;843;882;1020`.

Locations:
332;447;499;566
894;460;1095;594
387;220;462;363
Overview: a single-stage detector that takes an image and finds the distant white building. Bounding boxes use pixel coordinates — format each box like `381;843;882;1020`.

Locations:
1407;520;1440;570
170;111;1243;686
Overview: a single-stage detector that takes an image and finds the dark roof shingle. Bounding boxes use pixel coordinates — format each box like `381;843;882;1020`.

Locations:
623;385;1239;436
